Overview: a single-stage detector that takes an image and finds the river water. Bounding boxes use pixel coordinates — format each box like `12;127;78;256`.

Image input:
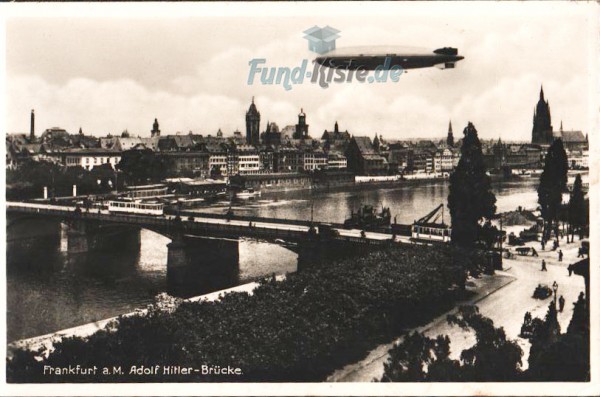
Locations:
6;178;540;342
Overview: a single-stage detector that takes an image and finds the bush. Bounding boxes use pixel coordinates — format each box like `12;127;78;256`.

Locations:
7;244;467;383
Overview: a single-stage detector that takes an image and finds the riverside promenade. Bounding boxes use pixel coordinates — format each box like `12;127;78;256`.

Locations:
328;231;587;382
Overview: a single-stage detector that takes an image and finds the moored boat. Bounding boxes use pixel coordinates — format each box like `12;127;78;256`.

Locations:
344;205;391;229
235;188;261;199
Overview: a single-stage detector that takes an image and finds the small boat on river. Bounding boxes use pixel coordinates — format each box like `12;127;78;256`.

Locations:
344;205;391;229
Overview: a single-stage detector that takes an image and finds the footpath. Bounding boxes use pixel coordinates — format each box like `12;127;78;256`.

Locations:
328;230;587;382
327;272;516;382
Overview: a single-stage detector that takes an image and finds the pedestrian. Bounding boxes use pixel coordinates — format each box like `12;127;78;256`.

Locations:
558;249;563;262
568;264;573;277
541;239;545;251
531;247;539;257
578;247;584;258
541;260;547;271
558;295;565;312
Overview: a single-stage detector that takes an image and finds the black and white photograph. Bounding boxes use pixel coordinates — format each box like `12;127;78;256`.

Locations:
2;2;598;395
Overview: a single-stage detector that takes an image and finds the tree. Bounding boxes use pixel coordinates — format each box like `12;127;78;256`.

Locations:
447;305;523;381
479;220;501;250
567;292;588;336
6;160;116;199
538;138;568;242
209;165;223;180
381;332;462;382
117;149;174;184
526;294;589;381
568;174;587;240
448;122;497;248
381;305;523;382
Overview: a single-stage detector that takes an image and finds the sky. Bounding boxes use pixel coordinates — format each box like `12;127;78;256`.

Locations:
3;2;598;141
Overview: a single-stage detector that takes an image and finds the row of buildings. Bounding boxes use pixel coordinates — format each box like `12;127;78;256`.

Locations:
5;109;460;178
6;89;589;179
7;106;349;177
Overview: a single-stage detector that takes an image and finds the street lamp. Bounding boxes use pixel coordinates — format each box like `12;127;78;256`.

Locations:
552;281;559;304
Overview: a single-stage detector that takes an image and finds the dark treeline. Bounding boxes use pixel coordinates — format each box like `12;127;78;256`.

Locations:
380;293;589;382
7;244;475;383
6;150;174;201
6;160;122;201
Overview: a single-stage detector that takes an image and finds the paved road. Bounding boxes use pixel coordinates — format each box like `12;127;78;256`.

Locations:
328;229;587;382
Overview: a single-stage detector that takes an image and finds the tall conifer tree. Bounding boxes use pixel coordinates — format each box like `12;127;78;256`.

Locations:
448;122;497;248
538;138;568;241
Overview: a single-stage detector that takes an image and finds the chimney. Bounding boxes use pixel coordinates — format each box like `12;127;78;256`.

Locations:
30;109;35;141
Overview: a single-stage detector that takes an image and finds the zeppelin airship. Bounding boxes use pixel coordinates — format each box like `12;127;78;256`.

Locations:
314;46;464;70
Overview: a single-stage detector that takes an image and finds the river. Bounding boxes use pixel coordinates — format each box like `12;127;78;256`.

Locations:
6;177;540;342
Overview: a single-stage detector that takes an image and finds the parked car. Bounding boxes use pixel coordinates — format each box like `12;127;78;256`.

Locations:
533;284;552;300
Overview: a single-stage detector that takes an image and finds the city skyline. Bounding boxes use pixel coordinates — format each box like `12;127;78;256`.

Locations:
5;3;596;141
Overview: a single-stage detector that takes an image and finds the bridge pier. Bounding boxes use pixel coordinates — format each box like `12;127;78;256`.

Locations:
60;220;141;254
61;221;90;254
167;235;240;294
167;238;188;276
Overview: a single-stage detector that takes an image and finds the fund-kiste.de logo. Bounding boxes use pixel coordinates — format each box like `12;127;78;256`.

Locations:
303;25;341;55
247;25;403;91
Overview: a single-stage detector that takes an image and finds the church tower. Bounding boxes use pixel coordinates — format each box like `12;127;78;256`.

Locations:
246;97;261;145
373;133;380;151
151;118;161;137
532;86;553;145
446;120;454;147
293;108;309;139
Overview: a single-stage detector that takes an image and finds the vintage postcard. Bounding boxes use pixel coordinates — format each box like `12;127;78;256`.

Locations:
1;1;598;396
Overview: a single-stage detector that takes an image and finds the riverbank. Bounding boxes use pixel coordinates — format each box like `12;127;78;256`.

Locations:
7;276;285;359
257;174;451;194
7;244;470;382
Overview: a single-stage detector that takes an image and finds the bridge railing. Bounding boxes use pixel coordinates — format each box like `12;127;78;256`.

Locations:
7;203;393;245
170;209;347;229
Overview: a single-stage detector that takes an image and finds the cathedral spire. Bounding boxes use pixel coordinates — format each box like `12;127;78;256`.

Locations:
532;85;553;144
447;120;454;147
